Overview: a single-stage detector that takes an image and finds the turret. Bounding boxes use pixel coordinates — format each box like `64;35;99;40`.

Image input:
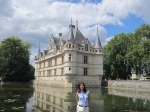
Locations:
67;18;76;43
94;25;102;48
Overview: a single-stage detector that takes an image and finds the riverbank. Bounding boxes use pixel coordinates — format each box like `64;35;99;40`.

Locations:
102;80;150;92
0;81;33;86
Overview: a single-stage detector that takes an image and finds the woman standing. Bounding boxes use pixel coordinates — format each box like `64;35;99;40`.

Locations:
76;82;90;112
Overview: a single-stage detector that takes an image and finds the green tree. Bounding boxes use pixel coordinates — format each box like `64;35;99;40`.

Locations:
104;24;150;79
0;36;34;82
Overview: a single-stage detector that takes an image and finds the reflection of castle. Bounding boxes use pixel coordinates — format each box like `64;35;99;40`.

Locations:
34;21;104;87
32;85;104;112
33;85;75;112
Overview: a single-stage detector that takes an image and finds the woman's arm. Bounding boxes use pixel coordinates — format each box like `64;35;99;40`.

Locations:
76;92;78;104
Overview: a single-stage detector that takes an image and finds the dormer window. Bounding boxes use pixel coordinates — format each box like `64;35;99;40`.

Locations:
69;44;71;48
69;54;71;61
66;44;68;48
85;44;88;51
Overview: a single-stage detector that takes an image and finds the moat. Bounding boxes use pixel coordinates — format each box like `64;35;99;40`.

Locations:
1;85;150;112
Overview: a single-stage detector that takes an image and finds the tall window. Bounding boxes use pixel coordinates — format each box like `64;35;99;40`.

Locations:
85;44;88;51
84;56;88;63
84;68;88;75
46;94;50;101
50;70;51;76
61;68;64;75
46;104;50;109
43;71;45;76
54;69;56;75
69;54;71;61
62;56;64;64
40;71;42;76
55;58;57;65
39;63;41;68
49;60;52;67
69;44;71;48
47;70;51;76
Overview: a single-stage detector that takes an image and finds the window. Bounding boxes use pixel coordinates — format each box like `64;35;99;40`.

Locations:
43;71;45;76
79;47;80;50
55;58;57;65
41;102;43;109
84;56;88;63
62;56;64;64
46;104;50;109
73;45;74;48
42;93;44;99
84;68;88;75
69;68;71;71
50;70;51;76
82;48;83;50
54;69;56;75
69;44;71;48
53;96;55;104
93;50;94;52
99;50;101;52
61;68;64;75
46;94;50;101
66;45;68;48
40;71;41;77
96;50;97;52
47;70;51;76
85;44;88;51
49;60;52;67
69;54;71;61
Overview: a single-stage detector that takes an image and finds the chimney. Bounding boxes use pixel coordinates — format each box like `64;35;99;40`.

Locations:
59;33;62;37
69;25;75;28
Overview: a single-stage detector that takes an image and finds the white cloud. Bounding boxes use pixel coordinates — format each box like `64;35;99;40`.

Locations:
104;36;114;45
0;0;149;65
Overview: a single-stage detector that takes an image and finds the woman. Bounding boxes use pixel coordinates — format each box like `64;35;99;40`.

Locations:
76;82;90;112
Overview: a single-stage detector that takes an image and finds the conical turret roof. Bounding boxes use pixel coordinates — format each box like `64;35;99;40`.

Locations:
94;26;102;48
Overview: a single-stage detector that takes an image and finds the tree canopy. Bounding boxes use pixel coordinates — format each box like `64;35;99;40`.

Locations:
0;36;34;82
104;24;150;79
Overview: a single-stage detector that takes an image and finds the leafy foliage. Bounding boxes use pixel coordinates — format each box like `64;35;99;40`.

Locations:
0;36;34;82
104;24;150;79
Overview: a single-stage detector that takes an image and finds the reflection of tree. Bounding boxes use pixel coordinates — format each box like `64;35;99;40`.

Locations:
0;85;33;111
103;90;150;111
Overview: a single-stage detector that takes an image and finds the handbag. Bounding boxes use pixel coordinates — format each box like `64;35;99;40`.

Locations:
78;106;85;112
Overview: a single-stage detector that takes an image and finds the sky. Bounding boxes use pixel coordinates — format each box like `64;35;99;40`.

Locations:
0;0;150;66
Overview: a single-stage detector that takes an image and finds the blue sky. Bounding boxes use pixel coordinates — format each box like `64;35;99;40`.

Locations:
104;14;146;37
0;0;149;65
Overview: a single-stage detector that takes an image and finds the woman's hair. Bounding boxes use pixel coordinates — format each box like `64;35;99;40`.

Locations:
78;82;87;93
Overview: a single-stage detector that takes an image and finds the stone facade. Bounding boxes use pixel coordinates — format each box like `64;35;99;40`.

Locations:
106;80;150;90
34;21;104;87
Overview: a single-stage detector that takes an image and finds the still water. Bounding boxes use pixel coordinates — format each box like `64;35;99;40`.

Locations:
1;85;150;112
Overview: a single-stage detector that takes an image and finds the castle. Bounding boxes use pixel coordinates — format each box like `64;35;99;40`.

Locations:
34;21;104;87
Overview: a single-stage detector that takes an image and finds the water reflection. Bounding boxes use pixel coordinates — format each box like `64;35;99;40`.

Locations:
1;85;150;112
104;89;150;111
33;86;150;112
32;85;104;112
0;85;33;112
